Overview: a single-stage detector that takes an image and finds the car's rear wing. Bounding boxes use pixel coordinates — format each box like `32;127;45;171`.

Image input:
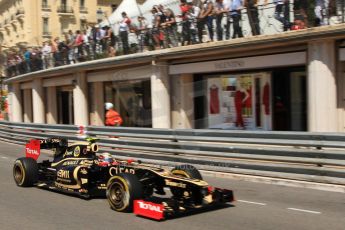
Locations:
26;138;68;160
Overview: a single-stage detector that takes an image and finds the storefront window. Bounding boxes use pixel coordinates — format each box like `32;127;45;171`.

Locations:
104;80;152;127
204;72;271;130
196;67;307;131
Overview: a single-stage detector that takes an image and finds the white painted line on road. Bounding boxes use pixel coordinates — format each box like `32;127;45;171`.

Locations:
1;156;8;159
237;200;267;206
287;208;321;214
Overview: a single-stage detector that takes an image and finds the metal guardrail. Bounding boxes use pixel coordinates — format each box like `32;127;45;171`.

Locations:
0;121;344;185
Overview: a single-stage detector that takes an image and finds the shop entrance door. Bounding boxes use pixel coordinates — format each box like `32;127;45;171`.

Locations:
253;73;272;130
58;87;74;124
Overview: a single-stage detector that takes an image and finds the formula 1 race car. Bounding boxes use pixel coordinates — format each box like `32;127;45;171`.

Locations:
13;138;234;220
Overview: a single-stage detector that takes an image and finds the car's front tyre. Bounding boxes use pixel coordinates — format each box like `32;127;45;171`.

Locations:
106;173;143;212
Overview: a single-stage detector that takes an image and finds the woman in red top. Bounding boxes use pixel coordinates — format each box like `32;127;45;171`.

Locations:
105;102;123;126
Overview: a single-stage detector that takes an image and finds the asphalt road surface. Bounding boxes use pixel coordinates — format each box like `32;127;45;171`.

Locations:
0;141;344;230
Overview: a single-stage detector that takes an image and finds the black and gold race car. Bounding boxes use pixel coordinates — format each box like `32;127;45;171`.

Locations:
13;138;234;220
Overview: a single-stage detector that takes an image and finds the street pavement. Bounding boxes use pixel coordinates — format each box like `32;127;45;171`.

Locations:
0;141;344;230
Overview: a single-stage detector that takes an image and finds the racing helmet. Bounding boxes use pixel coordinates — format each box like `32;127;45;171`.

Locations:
98;153;114;164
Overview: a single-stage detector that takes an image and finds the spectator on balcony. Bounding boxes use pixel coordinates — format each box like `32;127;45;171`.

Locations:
196;1;206;42
137;16;150;52
66;30;76;64
41;41;52;69
56;37;69;65
89;25;96;56
151;5;164;50
99;26;107;53
23;48;31;72
180;0;192;45
75;30;84;60
31;48;43;71
293;0;308;28
273;0;291;31
215;0;228;41
187;0;200;44
15;54;25;75
94;26;103;55
158;5;168;48
6;54;16;77
51;38;59;67
229;0;244;39
82;30;90;58
108;26;116;49
119;12;131;55
245;0;261;36
315;0;329;26
161;8;178;47
101;26;110;52
201;0;215;42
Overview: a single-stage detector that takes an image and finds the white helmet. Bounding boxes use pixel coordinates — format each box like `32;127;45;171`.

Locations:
98;153;114;164
105;102;114;110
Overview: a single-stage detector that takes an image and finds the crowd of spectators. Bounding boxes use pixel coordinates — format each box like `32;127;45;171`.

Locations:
4;0;343;78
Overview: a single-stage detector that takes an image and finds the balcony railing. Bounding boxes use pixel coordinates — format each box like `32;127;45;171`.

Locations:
42;31;52;37
41;4;51;10
16;8;25;16
10;15;18;23
79;6;88;13
57;5;74;14
16;8;25;19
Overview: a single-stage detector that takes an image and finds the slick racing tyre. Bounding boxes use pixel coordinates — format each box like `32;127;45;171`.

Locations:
171;164;203;180
13;157;38;187
106;173;143;212
170;164;203;198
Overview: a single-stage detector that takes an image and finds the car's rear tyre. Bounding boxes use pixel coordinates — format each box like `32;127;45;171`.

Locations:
13;157;38;187
106;173;143;212
171;164;203;180
170;164;202;198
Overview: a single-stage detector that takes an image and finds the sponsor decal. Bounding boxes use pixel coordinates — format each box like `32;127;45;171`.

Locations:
63;151;73;158
80;168;87;175
62;160;79;166
57;169;70;179
81;178;88;184
165;179;187;188
74;146;81;157
25;140;41;160
40;139;61;144
109;167;135;176
134;200;164;220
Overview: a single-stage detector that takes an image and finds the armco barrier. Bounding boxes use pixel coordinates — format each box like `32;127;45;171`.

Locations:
0;121;344;185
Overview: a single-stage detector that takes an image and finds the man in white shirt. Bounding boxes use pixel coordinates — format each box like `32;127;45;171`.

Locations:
315;0;329;26
41;41;52;69
119;11;131;54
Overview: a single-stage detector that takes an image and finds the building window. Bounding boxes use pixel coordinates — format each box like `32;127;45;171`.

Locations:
43;18;49;34
104;80;152;127
61;0;67;8
80;19;87;31
42;0;51;9
79;0;87;13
